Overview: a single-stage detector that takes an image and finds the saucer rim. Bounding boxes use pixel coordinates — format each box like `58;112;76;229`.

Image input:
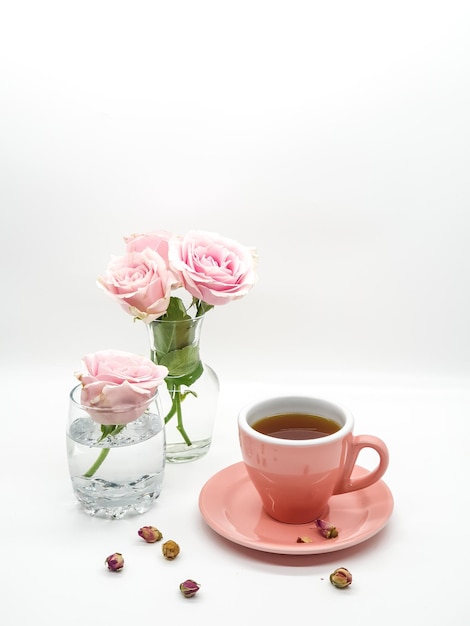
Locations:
198;461;394;555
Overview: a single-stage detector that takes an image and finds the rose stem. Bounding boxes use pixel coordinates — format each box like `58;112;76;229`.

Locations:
173;383;192;446
83;448;110;478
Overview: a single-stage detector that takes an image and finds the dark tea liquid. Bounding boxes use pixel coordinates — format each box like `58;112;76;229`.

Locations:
252;413;341;440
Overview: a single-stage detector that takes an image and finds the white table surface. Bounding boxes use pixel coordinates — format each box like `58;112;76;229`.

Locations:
1;367;469;625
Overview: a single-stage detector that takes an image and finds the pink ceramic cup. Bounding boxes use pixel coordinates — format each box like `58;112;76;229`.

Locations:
238;395;389;524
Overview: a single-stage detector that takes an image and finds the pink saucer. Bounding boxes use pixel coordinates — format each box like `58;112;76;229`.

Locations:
199;462;394;555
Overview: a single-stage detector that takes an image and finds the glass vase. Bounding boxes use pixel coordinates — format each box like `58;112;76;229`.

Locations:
66;385;166;519
147;313;220;463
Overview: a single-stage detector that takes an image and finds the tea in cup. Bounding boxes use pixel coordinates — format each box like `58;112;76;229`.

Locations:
238;395;389;524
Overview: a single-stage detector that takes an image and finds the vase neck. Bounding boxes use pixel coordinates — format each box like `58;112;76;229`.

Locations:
146;315;206;377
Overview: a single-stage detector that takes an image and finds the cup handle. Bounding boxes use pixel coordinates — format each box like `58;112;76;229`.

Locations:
334;435;389;494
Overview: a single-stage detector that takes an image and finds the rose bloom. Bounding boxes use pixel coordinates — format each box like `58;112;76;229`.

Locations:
75;350;168;425
124;230;173;265
168;230;257;306
97;248;179;322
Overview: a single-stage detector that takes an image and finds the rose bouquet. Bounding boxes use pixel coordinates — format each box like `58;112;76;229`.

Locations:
97;230;257;449
74;349;168;477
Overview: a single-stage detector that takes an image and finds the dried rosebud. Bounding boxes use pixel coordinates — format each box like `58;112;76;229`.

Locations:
138;525;163;543
162;540;180;560
105;552;124;572
330;567;352;588
314;518;339;539
179;579;200;598
296;536;313;543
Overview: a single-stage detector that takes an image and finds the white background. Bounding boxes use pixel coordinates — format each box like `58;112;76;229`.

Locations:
1;0;469;383
1;2;469;625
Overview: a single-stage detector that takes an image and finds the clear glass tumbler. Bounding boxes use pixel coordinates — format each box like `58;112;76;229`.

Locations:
66;384;165;519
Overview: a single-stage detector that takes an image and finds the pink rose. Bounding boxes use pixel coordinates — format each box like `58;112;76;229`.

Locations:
124;230;173;265
75;350;168;425
97;248;179;322
168;230;257;306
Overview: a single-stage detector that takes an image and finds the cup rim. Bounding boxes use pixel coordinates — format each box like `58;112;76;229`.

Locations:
237;395;354;446
69;383;158;414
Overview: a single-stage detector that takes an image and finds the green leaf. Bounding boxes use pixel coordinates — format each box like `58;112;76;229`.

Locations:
159;345;200;376
99;424;116;442
196;300;214;317
175;360;204;386
150;305;198;354
163;297;191;321
165;360;204;388
96;424;125;444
